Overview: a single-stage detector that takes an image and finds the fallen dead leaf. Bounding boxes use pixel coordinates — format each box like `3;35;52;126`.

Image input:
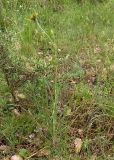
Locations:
74;138;83;153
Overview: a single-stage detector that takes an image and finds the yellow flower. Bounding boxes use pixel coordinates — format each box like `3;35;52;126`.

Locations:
30;13;38;22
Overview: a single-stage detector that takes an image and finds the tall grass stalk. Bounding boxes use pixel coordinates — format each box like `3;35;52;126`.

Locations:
36;18;58;147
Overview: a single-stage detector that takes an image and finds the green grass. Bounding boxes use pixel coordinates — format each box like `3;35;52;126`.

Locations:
1;0;114;159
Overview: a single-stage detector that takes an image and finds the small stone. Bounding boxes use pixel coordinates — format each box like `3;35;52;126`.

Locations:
10;155;23;160
12;109;21;117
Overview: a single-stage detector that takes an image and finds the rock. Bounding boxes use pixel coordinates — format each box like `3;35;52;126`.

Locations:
0;145;10;153
10;155;23;160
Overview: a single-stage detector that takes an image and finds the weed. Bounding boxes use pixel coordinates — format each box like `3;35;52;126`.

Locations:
1;0;114;159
